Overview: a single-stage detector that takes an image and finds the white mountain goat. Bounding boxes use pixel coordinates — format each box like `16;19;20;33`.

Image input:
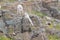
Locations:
17;4;34;26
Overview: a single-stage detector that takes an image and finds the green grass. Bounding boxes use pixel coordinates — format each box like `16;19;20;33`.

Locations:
0;36;12;40
4;0;15;2
31;10;47;17
8;0;15;2
48;35;60;40
56;23;60;30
